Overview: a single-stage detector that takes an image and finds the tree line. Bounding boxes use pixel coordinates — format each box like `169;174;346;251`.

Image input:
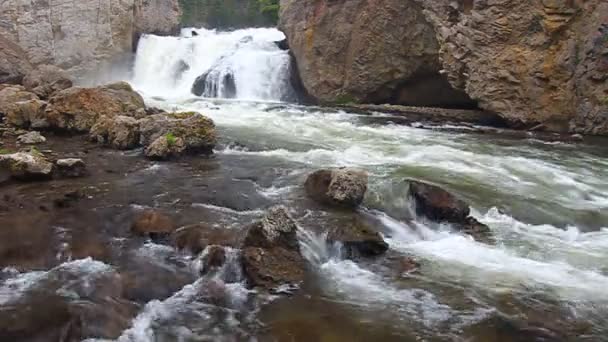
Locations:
179;0;279;29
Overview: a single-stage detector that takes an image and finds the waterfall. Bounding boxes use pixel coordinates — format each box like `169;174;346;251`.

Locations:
132;27;293;102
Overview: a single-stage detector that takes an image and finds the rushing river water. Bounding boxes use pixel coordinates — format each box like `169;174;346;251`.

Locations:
3;28;608;341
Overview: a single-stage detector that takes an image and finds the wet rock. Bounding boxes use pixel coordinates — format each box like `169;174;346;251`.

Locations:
55;158;87;178
398;256;420;274
0;151;53;180
305;168;368;208
465;313;567;342
53;190;85;209
90;115;141;150
131;210;175;240
327;219;388;257
16;131;46;144
406;179;493;243
192;69;237;98
172;224;241;255
200;245;227;275
407;180;470;222
241;206;306;290
140;112;217;159
44;82;146;133
22;65;73;100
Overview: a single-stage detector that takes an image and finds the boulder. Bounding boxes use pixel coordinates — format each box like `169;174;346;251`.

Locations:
407;180;470;223
199;245;227;275
139;112;217;159
304;168;368;208
16;131;46;145
131;211;175;239
44;82;145;133
406;179;493;243
172;224;241;255
55;158;87;178
22;65;73;99
241;206;306;290
0;34;33;84
192;69;237;98
327;219;388;258
90;115;141;150
0;151;53;181
0;86;44;128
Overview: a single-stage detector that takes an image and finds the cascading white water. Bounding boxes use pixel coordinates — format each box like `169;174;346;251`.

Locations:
132;28;293;101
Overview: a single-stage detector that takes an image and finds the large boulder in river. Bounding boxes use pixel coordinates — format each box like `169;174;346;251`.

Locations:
140;112;217;159
192;69;237;98
0;151;54;181
22;65;73;100
241;206;306;290
90;115;141;150
328;219;388;258
305;168;368;209
44;82;145;133
406;179;492;243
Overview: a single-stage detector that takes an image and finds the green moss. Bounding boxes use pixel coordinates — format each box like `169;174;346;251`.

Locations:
334;93;359;105
29;146;43;156
0;148;12;155
166;132;177;147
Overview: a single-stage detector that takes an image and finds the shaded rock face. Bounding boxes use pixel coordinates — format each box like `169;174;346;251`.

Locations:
0;34;33;84
327;219;388;258
0;0;180;79
305;168;368;209
22;65;73;100
278;0;474;107
191;69;237;98
415;0;608;135
406;180;492;243
241;206;306;290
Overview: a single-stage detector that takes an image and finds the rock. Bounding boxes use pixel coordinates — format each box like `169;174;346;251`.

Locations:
90;115;141;150
0;152;53;181
172;224;241;255
0;85;44;128
45;82;146;133
304;168;368;208
16;131;46;145
327;219;388;257
22;65;73;99
0;0;180;78
278;0;474;107
407;180;469;223
406;179;493;243
398;257;420;274
192;69;237;98
139;112;217;159
415;0;608;135
55;158;87;178
131;210;175;239
199;245;227;275
0;34;33;84
241;206;306;290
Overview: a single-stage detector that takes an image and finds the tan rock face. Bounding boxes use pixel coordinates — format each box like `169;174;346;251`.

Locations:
279;0;472;106
416;0;608;134
0;0;180;79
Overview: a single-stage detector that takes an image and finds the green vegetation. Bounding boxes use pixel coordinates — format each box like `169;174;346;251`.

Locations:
0;148;12;155
179;0;279;29
166;132;177;147
29;146;42;156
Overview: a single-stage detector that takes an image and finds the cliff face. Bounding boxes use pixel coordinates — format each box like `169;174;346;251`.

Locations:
278;0;475;107
0;0;180;79
280;0;608;134
418;0;608;135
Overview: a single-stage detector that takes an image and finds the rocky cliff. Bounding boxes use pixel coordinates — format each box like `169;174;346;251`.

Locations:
0;0;180;80
280;0;608;135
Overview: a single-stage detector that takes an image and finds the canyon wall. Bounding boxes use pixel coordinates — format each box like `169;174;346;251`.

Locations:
0;0;181;80
280;0;608;134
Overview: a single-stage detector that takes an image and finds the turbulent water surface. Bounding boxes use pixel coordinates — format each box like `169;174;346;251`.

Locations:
3;28;608;341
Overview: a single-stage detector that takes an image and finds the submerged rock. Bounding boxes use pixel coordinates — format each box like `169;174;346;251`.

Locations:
55;158;87;178
327;219;388;258
0;151;53;180
131;211;175;240
406;179;492;243
305;168;368;208
140;112;217;159
172;223;241;255
16;131;46;145
199;245;228;275
45;82;145;133
241;206;306;290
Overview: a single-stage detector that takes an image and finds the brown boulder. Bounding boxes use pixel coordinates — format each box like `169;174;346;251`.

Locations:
131;211;175;239
200;245;227;275
44;82;145;133
172;224;241;255
305;168;368;208
407;180;469;223
327;219;388;258
23;65;73;99
90;115;141;150
241;206;306;290
0;85;47;128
